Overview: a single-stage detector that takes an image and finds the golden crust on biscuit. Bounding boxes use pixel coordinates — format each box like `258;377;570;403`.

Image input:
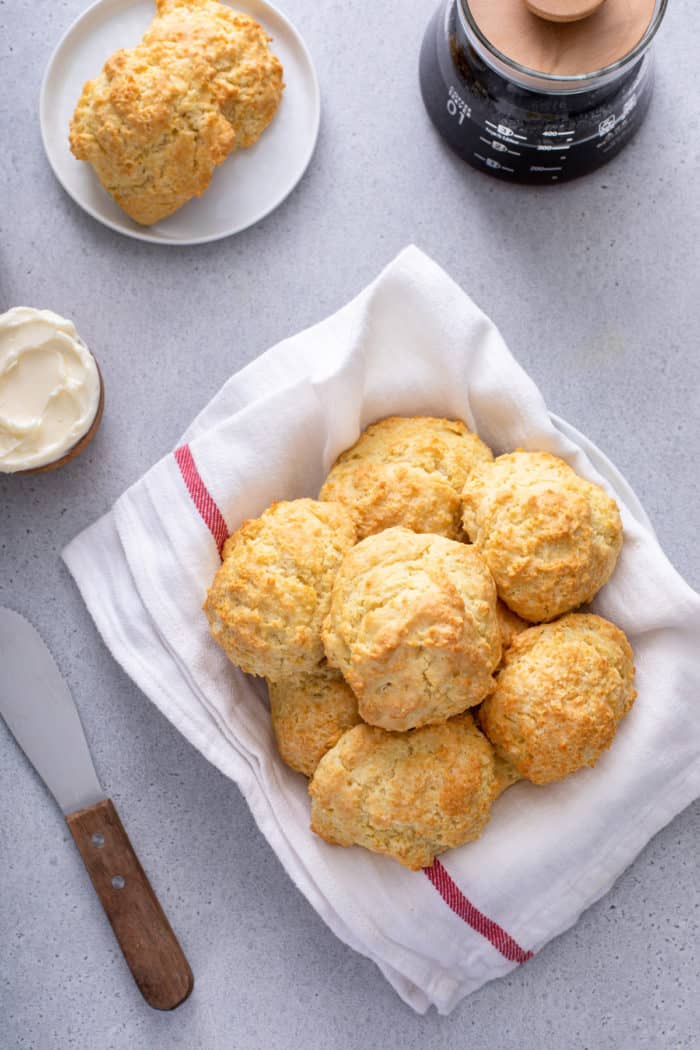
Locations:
320;416;493;540
268;665;362;778
143;0;284;147
70;0;283;225
69;43;236;225
308;714;497;870
322;527;501;731
462;450;623;622
491;753;522;796
479;613;636;785
495;599;528;657
204;499;356;681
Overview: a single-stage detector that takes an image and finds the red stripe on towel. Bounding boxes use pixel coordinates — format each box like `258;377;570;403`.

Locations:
174;444;229;557
173;445;531;964
424;859;533;964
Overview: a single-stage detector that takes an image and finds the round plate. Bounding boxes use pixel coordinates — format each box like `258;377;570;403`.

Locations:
40;0;320;245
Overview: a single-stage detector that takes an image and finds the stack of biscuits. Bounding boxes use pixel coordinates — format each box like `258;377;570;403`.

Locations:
204;416;636;870
69;0;284;225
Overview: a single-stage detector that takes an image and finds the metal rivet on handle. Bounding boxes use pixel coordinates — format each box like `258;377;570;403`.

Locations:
111;875;125;890
91;833;105;847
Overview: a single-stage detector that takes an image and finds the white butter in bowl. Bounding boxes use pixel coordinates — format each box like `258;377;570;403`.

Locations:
0;307;103;474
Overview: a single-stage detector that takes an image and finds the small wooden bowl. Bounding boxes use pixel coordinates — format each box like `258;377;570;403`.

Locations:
13;362;105;477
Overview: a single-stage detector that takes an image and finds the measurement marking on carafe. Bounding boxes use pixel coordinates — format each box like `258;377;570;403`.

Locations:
484;120;527;141
475;153;515;173
479;136;521;156
537;143;571;152
598;115;618;136
446;86;471;125
530;165;563;172
542;130;575;137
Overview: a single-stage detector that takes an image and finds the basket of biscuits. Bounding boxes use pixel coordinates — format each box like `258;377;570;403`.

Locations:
204;415;636;870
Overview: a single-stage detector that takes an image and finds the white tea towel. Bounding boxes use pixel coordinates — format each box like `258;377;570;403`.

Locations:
63;247;700;1014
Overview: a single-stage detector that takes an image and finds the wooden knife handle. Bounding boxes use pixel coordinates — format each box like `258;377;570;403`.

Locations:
66;798;194;1010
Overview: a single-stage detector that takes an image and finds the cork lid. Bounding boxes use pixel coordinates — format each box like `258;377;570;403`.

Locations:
524;0;606;21
466;0;657;76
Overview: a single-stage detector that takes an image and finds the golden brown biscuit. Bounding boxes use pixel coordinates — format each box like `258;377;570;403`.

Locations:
495;599;528;657
69;0;283;224
143;0;284;147
492;753;522;796
322;527;501;730
479;613;636;784
268;664;362;778
69;43;236;225
309;714;497;870
320;416;493;540
462;450;623;621
204;499;356;680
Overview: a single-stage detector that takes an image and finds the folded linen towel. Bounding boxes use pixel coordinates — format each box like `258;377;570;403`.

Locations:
63;246;700;1014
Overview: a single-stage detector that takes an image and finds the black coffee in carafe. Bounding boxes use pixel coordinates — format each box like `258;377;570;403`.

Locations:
419;0;667;184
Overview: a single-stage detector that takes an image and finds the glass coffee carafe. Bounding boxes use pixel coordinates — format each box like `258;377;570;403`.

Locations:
419;0;668;184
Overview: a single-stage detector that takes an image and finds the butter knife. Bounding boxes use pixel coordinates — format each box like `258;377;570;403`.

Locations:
0;607;194;1010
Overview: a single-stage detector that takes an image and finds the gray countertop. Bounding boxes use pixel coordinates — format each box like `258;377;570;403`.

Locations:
2;1;699;1047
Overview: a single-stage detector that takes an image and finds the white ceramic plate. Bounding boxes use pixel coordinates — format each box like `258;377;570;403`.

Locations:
40;0;320;245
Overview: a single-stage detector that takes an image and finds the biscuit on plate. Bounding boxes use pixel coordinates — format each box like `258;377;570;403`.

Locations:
268;664;362;778
204;499;356;680
479;613;636;784
461;450;623;622
309;714;497;870
69;43;236;225
143;0;284;147
322;527;501;731
69;0;283;224
319;416;493;540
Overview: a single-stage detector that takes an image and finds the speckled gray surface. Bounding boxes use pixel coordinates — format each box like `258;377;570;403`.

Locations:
1;0;699;1047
